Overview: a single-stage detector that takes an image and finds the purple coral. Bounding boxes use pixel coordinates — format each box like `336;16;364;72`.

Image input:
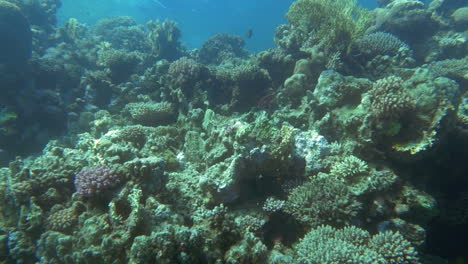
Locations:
74;165;119;197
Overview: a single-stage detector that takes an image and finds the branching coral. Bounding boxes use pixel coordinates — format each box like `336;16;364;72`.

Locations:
96;46;142;83
198;34;248;65
355;32;410;58
124;101;176;126
368;76;415;120
147;19;184;61
284;175;362;227
330;155;369;180
93;16;148;52
167;57;208;97
286;0;371;53
294;225;420;264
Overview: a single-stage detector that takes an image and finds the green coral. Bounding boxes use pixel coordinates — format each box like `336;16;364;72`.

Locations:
96;45;142;83
271;125;296;161
147;19;184;61
330;155;369;179
284;175;362;227
124;101;176;126
368;76;415;120
286;0;371;53
0;110;16;125
294;225;420;264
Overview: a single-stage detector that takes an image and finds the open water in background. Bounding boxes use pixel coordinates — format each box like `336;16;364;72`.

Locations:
57;0;381;53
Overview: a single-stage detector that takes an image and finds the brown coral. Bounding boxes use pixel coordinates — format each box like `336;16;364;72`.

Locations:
47;208;76;232
368;76;415;119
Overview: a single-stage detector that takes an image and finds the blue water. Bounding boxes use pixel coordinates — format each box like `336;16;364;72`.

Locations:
58;0;379;53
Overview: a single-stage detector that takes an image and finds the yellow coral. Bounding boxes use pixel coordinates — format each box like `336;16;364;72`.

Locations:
272;125;296;160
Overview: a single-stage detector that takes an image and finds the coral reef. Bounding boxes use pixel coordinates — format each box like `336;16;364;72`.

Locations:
286;0;371;54
354;32;410;58
370;0;438;44
97;46;142;83
147;19;185;61
284;175;362;228
368;76;415;119
199;34;249;65
74;165;120;197
124;101;176;126
0;0;467;263
294;225;420;263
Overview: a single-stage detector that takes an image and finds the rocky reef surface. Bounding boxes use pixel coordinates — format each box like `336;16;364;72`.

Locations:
0;0;467;263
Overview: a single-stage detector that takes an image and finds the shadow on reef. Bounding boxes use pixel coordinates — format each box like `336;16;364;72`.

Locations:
260;212;304;249
0;0;66;166
392;129;468;262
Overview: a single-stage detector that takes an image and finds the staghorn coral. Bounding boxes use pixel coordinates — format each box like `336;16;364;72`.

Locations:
60;18;87;44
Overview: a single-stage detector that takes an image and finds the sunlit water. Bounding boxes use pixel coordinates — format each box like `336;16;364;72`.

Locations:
58;0;380;53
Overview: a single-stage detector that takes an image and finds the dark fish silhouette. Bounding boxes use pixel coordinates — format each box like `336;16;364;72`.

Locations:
0;149;8;165
246;29;253;39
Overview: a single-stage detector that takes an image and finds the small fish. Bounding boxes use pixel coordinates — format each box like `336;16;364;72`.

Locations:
246;29;253;39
